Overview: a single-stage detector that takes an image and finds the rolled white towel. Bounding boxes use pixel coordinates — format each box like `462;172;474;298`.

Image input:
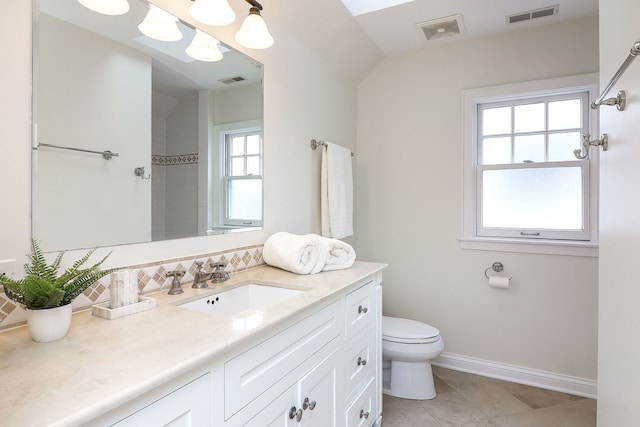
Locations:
321;237;356;271
263;232;326;274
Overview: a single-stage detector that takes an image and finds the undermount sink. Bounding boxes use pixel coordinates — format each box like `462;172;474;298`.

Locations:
177;284;306;317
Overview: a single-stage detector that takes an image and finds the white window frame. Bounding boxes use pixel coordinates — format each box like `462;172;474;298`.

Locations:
222;129;263;227
461;73;599;257
208;119;263;231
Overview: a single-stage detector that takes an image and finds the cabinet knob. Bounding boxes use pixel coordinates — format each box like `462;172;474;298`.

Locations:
303;397;317;411
360;409;370;419
289;406;303;421
358;305;368;314
357;356;367;366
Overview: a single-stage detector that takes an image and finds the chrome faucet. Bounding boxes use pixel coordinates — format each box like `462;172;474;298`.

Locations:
166;270;185;295
192;261;210;289
210;261;230;283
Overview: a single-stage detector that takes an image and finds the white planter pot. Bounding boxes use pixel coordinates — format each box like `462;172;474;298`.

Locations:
26;304;73;343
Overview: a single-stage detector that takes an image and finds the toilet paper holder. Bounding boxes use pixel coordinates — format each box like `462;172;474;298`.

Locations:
484;262;506;279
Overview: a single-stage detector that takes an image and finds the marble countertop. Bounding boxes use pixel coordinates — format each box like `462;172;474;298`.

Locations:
0;261;386;427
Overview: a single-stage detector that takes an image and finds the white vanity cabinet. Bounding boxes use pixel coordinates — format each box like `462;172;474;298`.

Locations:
88;270;383;427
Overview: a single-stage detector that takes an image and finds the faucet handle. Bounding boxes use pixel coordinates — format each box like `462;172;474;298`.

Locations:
166;270;186;295
167;270;185;278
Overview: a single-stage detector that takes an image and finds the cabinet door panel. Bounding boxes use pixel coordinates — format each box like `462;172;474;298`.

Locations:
113;373;210;427
244;385;297;427
299;350;338;427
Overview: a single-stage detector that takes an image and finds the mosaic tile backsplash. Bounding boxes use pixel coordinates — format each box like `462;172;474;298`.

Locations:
0;244;264;331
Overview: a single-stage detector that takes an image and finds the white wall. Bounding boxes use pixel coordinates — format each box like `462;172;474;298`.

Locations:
0;0;380;270
36;14;152;251
356;18;600;382
597;0;640;423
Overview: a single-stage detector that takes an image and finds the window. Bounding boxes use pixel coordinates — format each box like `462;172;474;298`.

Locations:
462;74;599;255
223;130;263;227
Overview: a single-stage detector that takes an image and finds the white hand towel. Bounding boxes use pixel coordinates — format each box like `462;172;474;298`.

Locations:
321;237;356;271
321;142;354;239
263;232;327;275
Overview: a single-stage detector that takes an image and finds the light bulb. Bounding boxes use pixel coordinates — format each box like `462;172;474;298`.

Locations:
138;4;183;42
234;7;274;49
186;30;224;62
77;0;130;15
189;0;236;26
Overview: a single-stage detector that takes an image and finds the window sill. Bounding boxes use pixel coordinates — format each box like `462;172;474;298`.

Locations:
458;237;598;257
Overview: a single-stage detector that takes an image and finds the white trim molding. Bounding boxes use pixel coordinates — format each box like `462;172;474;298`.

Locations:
433;352;597;399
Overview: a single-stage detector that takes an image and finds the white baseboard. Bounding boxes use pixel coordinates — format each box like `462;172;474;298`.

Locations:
432;352;597;399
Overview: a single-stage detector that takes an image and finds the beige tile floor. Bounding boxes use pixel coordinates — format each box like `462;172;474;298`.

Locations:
381;367;596;427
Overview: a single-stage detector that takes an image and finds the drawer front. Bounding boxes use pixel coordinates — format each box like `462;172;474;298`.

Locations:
345;330;375;398
345;281;375;341
345;378;375;427
225;299;342;419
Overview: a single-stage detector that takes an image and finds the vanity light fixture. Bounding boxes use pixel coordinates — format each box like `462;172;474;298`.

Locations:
186;29;224;62
76;0;130;15
234;0;274;49
138;4;183;42
189;0;236;26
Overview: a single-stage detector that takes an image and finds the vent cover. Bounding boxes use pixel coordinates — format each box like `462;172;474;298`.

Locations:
416;14;465;41
219;76;247;85
507;4;559;24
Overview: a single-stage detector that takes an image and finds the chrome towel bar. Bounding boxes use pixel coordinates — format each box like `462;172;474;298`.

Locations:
591;39;640;111
37;142;119;160
310;139;354;156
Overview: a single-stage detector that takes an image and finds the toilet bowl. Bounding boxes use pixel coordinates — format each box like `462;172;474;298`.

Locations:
382;316;444;400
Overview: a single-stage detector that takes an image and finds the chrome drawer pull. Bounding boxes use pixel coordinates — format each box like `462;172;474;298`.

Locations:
289;406;303;421
303;397;317;411
357;356;367;366
360;409;370;419
358;305;368;314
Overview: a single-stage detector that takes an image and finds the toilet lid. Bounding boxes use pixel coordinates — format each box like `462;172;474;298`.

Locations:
382;316;440;344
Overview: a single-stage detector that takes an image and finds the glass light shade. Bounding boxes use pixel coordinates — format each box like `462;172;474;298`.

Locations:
138;5;183;42
234;8;274;49
189;0;236;26
77;0;130;15
186;30;224;62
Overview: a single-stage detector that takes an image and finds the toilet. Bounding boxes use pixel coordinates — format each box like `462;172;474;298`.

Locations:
382;316;444;400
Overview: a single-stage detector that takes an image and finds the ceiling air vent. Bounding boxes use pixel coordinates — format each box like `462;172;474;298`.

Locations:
219;76;247;85
507;5;559;25
416;14;465;41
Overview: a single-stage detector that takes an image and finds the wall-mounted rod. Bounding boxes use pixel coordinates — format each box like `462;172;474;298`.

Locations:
310;139;354;156
38;142;119;160
591;39;640;111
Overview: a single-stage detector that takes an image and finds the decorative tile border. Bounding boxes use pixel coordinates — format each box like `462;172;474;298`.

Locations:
152;153;198;166
0;244;264;331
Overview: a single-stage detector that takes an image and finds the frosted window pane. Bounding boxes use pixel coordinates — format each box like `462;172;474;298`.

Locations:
514;103;544;133
514;135;545;163
247;135;260;154
482;167;583;230
481;137;511;165
483;107;511;135
549;99;581;130
231;158;244;176
228;179;262;220
549;132;581;161
246;156;260;175
231;137;245;155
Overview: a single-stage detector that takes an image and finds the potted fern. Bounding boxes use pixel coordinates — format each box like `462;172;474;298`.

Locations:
0;239;118;342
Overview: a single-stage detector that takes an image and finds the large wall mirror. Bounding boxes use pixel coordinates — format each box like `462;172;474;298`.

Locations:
33;0;264;252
